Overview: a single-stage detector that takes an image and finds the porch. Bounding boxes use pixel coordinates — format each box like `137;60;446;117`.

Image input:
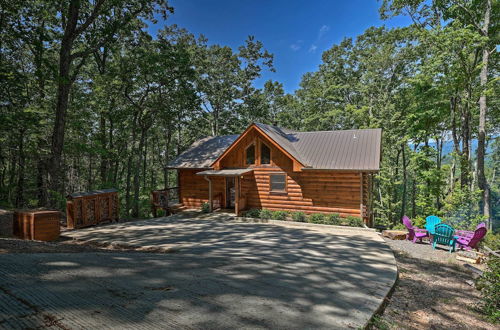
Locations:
196;168;253;215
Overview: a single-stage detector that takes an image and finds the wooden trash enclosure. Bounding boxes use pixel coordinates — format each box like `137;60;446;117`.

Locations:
66;188;119;229
13;210;60;241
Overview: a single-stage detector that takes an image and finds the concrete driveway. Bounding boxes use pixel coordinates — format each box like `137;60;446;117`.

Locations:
0;213;397;329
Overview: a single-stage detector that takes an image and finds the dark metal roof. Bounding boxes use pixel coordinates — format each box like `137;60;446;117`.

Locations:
291;129;382;170
196;168;254;177
68;188;118;198
166;135;239;169
255;123;381;170
167;123;382;171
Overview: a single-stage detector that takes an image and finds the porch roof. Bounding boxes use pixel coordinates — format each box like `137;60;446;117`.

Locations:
196;168;253;177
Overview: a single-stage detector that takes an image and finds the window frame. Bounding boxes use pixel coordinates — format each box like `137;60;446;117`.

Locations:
260;140;272;165
245;142;256;166
269;173;287;194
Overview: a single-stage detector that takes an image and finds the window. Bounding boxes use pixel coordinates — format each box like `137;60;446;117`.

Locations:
270;174;286;192
246;144;255;165
261;143;271;165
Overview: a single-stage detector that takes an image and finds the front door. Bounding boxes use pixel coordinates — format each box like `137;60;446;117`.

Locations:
225;177;235;209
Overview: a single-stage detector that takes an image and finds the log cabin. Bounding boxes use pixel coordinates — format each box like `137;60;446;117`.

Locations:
167;123;381;226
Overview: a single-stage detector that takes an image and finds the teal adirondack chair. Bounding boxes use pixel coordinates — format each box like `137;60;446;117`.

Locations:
425;215;442;244
432;223;456;253
424;215;442;235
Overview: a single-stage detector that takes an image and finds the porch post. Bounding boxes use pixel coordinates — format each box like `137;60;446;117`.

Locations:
204;176;213;212
360;172;364;224
234;176;240;215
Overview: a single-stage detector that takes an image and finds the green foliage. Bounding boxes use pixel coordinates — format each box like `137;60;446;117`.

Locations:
259;209;273;219
201;202;210;213
443;186;485;230
271;210;288;220
346;216;364;227
325;213;342;225
412;216;426;229
291;211;306;222
483;233;500;251
245;208;261;218
392;223;406;230
308;213;326;224
477;256;500;323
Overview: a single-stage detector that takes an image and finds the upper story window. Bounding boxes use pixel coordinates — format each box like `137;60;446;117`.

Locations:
245;144;255;165
261;143;271;165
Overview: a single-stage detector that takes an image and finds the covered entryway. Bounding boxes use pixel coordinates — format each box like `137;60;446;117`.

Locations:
196;168;253;215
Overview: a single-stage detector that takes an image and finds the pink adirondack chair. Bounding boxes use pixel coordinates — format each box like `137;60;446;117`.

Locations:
402;216;429;243
455;222;486;240
456;226;487;251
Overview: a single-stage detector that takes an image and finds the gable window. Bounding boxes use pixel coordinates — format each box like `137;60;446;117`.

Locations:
246;144;255;165
261;143;271;165
270;174;286;192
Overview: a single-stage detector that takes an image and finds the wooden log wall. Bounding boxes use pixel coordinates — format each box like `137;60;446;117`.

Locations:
178;169;225;208
241;168;362;217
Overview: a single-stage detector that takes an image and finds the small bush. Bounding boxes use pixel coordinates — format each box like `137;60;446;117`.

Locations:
325;213;342;225
413;216;426;228
308;213;326;224
482;232;500;251
260;209;273;219
245;208;261;218
271;210;288;220
392;223;406;230
346;216;363;227
201;202;210;213
292;211;306;222
477;255;500;323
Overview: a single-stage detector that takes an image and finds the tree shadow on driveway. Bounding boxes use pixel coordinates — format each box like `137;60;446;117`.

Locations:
1;216;397;329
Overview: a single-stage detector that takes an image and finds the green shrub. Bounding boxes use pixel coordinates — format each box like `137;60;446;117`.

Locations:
477;256;500;323
291;211;306;222
392;223;406;230
413;216;426;228
346;216;363;227
201;202;210;213
260;209;273;219
309;213;326;224
271;210;288;220
325;213;342;225
482;232;500;251
245;208;261;218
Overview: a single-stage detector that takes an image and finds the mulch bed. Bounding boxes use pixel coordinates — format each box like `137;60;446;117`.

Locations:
370;238;496;329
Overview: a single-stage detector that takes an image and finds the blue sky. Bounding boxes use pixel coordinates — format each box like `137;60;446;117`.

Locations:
150;0;412;93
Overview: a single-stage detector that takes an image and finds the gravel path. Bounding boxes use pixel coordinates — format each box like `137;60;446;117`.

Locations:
371;238;495;329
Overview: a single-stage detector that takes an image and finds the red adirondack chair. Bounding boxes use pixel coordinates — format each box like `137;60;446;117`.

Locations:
402;216;429;243
455;226;487;251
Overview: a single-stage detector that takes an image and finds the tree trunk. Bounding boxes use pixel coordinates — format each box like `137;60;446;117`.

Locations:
99;113;108;185
15;130;25;207
48;0;80;206
477;0;491;229
400;144;407;220
132;127;147;218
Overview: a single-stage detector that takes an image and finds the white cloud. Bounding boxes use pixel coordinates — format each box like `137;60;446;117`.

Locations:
289;40;303;51
308;25;330;54
318;25;330;39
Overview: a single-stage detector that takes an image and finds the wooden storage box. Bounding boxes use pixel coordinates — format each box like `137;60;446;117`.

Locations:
66;188;119;229
13;210;60;241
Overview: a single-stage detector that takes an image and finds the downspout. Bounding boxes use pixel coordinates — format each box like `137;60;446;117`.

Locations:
203;175;213;212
